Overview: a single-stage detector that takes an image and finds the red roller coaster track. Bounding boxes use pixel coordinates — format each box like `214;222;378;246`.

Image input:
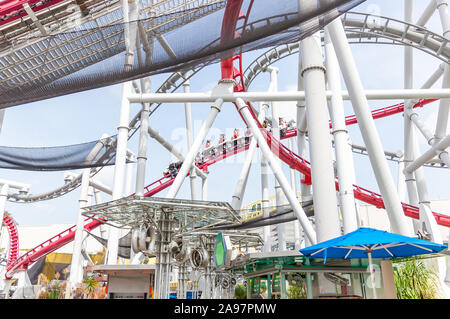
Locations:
3;0;449;280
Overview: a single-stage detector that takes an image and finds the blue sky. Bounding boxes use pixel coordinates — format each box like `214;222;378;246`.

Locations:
1;0;449;230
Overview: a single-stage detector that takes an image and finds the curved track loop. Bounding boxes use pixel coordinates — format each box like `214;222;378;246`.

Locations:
2;213;19;268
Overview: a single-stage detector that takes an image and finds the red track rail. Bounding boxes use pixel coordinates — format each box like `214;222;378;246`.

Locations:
0;0;68;27
3;213;19;268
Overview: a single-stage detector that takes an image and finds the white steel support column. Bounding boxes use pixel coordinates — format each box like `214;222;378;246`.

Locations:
296;57;311;198
300;31;341;242
231;103;268;210
135;77;151;196
265;66;287;250
183;75;198;200
288;138;302;249
324;28;358;234
417;0;437;26
327;18;413;236
106;0;137;264
107;81;132;265
135;5;152;197
260;150;271;252
166;82;232;199
435;0;450;148
404;0;440;244
403;0;420;233
236;98;317;245
125;151;135;196
202;173;208;201
397;157;406;202
66;135;109;297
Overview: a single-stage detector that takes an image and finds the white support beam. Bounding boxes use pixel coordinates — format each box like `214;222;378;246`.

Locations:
165;81;233;199
128;88;450;104
23;3;48;36
324;27;358;234
326;17;413;236
236;98;317;245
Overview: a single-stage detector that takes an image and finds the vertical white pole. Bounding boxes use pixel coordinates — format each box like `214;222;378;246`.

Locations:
202;173;208;201
183;74;198;201
288;138;302;249
266;67;287;250
327;18;413;236
106;82;132;265
324;28;358;234
300;30;341;242
135;78;151;196
135;3;152;197
397;157;406;202
297;47;312;199
261;150;271;252
125;152;135;196
433;0;450;142
69;169;90;287
106;0;137;264
403;0;421;235
67;135;109;297
367;251;377;299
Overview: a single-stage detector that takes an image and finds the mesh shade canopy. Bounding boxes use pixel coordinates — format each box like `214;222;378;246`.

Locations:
0;135;121;170
0;0;364;108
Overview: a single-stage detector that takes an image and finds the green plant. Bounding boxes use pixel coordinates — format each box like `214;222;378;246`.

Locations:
394;259;441;299
84;276;98;294
287;283;307;299
234;284;246;299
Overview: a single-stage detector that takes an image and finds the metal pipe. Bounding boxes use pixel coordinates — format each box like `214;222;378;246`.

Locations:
324;27;358;234
403;0;420;233
261;150;271;252
416;0;437;26
236;98;317;245
405;134;450;172
128;89;450;103
288;137;302;250
266;66;287;250
300;29;340;242
68;134;109;294
125;151;135;196
183;74;198;200
327;17;413;236
147;124;206;180
296;51;311;198
106;81;132;265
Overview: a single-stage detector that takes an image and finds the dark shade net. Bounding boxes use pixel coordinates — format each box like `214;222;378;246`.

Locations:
87;230;131;259
213;200;315;231
0;0;364;108
0;135;122;171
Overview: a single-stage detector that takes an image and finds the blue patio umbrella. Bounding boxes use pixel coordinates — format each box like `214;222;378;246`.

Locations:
300;227;447;298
